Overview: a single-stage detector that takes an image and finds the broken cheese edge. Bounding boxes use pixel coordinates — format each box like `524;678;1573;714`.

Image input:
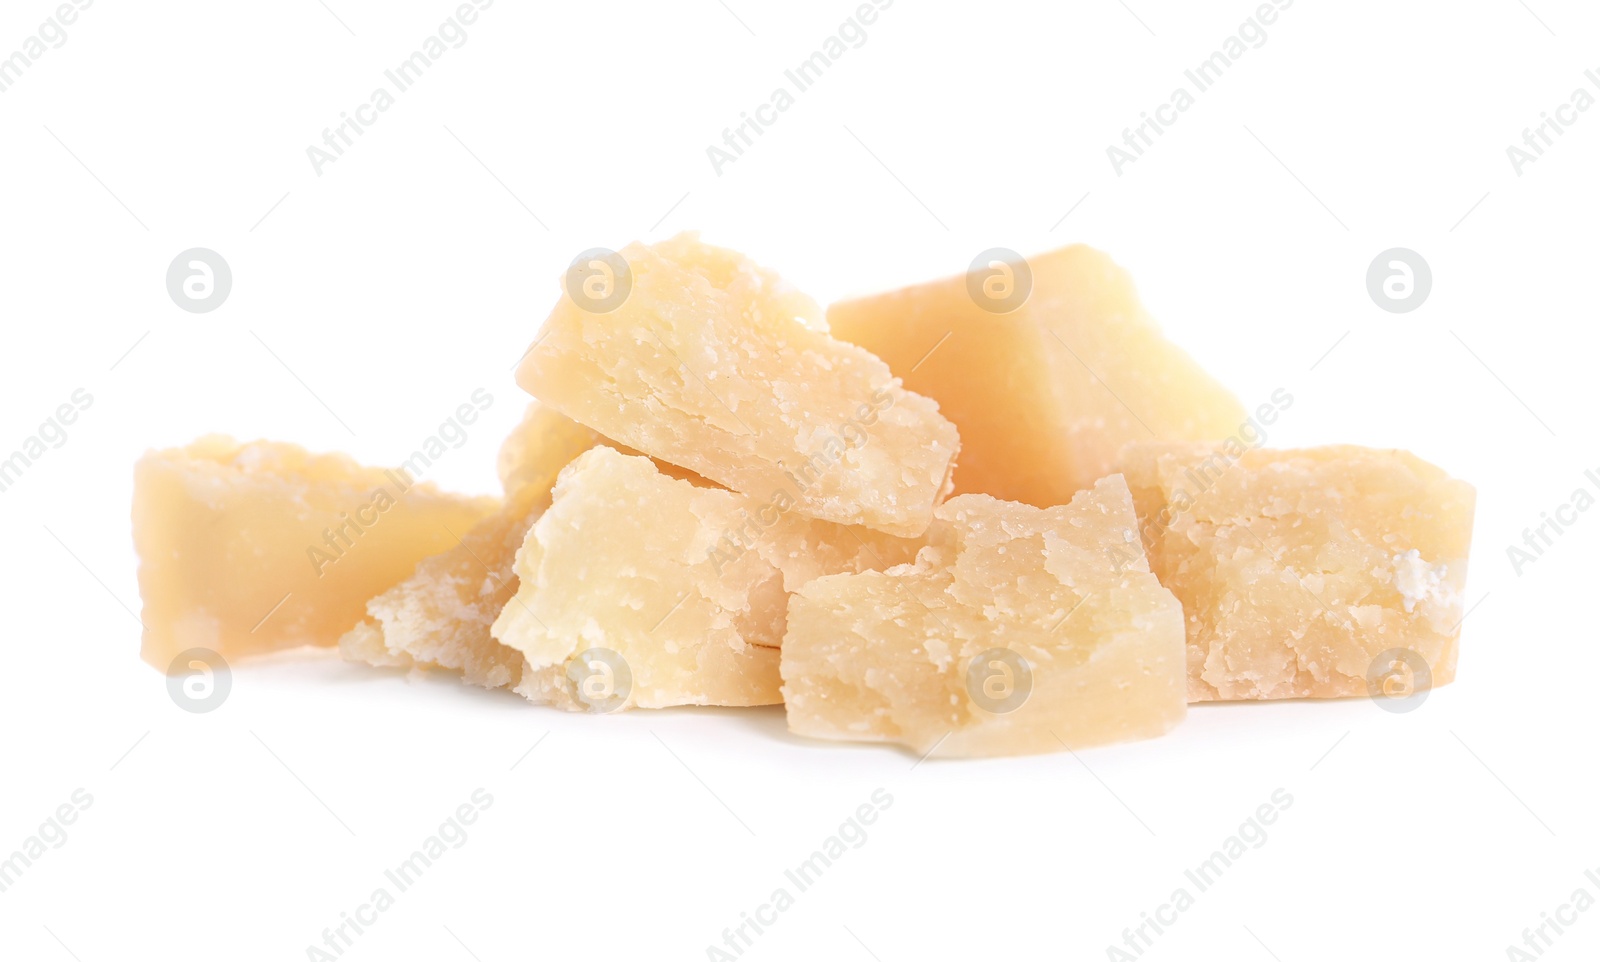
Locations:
828;245;1244;508
516;233;961;538
491;445;924;711
133;436;498;672
496;400;709;499
337;503;534;689
338;403;724;687
781;476;1188;757
1119;441;1476;701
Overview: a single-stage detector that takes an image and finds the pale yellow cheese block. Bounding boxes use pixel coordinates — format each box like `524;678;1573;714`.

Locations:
1119;442;1477;701
492;446;923;711
340;402;723;687
827;245;1245;508
781;476;1188;757
133;437;498;672
515;233;961;538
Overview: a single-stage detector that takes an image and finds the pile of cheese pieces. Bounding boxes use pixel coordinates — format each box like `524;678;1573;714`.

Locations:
133;235;1476;756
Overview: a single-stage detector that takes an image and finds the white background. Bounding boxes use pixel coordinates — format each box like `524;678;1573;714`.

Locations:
1;0;1595;959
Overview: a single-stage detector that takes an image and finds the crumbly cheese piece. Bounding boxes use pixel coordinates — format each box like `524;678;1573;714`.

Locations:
496;401;610;505
339;401;727;689
338;505;533;689
340;403;722;686
515;233;960;537
827;245;1244;508
493;446;923;711
133;437;497;672
781;477;1188;757
340;403;602;687
1119;442;1477;701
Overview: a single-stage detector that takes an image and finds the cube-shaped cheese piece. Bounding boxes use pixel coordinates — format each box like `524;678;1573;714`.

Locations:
492;446;923;711
1119;442;1477;701
133;437;498;672
515;233;960;537
781;477;1188;757
827;245;1244;508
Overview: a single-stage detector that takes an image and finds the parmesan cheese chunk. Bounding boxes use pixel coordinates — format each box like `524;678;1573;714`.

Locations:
134;437;497;672
340;402;737;687
781;476;1188;756
493;446;922;711
516;234;960;537
828;245;1244;508
1119;442;1476;701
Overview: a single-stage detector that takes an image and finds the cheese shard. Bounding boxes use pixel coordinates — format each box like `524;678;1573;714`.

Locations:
515;233;961;538
340;403;603;686
781;477;1188;757
133;437;498;672
827;245;1244;508
340;403;724;688
1119;442;1477;701
497;401;609;505
339;404;590;686
492;446;923;711
498;399;710;491
338;504;533;689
